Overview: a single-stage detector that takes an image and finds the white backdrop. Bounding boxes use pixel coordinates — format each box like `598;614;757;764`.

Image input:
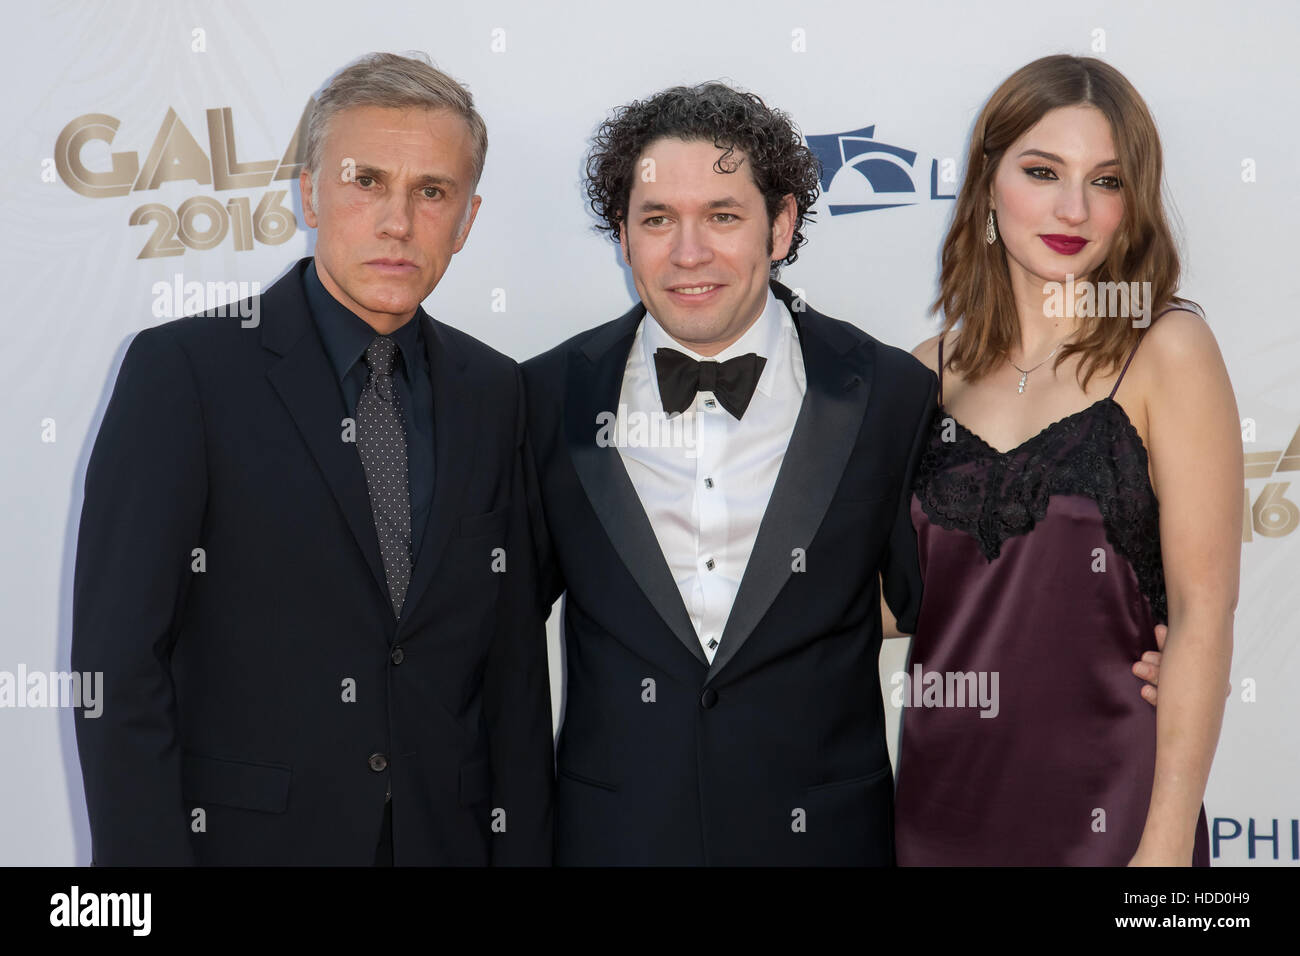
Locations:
2;0;1296;865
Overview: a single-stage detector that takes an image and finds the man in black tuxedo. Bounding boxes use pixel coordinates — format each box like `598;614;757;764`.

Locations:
523;83;936;865
72;52;553;865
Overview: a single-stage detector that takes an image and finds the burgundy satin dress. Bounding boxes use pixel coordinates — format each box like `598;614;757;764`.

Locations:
894;336;1211;866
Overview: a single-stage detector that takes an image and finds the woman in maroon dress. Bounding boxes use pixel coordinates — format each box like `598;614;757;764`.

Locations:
891;55;1240;865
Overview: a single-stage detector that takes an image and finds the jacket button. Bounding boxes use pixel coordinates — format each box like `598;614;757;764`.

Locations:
390;645;405;665
700;688;718;709
368;753;388;772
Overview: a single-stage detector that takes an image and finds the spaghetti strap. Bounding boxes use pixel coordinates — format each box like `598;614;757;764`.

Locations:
937;336;945;406
1109;304;1183;400
1109;336;1143;400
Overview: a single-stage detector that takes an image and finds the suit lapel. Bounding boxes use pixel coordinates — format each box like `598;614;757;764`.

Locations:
705;283;876;682
263;259;388;601
566;304;709;668
399;314;477;626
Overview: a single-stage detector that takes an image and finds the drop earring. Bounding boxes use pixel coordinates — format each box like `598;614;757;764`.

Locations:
985;209;998;245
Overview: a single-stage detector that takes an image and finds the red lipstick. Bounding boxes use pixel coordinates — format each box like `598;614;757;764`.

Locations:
1040;235;1088;255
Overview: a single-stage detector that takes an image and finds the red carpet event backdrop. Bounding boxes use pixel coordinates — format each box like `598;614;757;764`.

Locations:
1;0;1295;865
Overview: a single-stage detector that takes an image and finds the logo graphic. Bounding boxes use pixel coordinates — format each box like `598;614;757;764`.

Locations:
1243;424;1300;541
54;103;312;259
806;125;956;216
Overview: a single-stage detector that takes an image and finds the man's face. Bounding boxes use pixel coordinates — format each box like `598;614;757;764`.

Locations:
300;105;481;333
619;137;795;357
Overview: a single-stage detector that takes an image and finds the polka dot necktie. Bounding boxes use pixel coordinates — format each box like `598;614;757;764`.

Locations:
356;335;412;618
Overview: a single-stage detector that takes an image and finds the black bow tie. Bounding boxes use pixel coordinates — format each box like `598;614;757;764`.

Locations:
653;348;767;420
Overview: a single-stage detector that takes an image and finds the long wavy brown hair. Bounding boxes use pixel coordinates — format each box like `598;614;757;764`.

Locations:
933;54;1198;389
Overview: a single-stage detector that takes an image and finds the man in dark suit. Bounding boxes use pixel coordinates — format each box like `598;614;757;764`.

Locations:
522;83;936;865
72;52;553;865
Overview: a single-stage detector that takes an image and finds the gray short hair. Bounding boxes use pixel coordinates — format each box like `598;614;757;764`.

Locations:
306;51;488;200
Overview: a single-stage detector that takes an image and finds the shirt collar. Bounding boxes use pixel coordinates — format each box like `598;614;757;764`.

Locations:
641;285;790;403
304;258;424;384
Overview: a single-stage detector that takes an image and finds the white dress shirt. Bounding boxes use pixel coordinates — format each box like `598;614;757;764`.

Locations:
616;288;807;663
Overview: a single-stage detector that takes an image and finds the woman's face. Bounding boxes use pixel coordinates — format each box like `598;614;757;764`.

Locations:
989;104;1126;292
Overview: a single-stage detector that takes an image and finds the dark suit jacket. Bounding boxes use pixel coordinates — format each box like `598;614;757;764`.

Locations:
72;257;553;865
522;280;936;865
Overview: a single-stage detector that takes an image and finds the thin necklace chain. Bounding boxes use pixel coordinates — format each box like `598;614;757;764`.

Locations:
1010;338;1067;375
1010;334;1072;394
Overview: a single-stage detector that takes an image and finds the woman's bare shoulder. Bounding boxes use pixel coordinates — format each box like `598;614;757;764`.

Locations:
1124;308;1224;402
1128;308;1235;439
911;331;948;374
1141;308;1220;369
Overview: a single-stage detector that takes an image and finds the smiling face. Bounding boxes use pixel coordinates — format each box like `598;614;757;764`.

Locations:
300;105;481;334
989;104;1125;295
618;137;795;357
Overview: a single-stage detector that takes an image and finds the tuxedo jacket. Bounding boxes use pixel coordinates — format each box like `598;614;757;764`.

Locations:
522;280;937;865
72;257;553;865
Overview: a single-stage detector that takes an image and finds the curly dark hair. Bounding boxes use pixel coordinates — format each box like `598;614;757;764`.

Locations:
584;82;821;275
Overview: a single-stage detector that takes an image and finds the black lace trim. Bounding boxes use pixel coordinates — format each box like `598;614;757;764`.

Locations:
913;397;1168;623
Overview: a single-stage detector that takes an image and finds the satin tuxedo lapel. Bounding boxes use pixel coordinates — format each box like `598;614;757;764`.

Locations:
565;303;710;669
563;283;874;678
704;282;875;682
263;266;389;603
